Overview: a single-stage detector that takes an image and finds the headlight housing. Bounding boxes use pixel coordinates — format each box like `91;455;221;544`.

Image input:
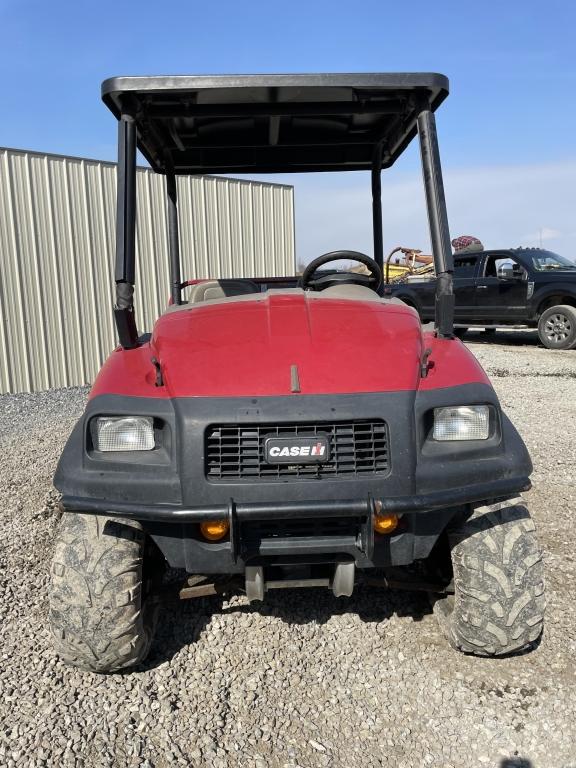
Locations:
91;416;155;452
433;405;490;441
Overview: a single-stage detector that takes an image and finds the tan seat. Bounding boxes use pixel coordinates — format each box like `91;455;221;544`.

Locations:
187;279;259;303
319;284;380;300
164;279;261;313
318;284;403;305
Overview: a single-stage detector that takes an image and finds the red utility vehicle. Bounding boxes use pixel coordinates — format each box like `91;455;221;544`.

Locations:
50;74;545;672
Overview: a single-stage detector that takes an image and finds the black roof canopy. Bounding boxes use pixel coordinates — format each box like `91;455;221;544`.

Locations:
101;73;449;175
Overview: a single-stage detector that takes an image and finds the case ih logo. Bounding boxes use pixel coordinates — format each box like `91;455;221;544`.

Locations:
265;435;330;464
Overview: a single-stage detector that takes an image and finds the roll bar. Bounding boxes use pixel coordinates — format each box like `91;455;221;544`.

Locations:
112;91;454;348
113;113;138;349
371;140;385;292
416;102;454;338
166;162;182;307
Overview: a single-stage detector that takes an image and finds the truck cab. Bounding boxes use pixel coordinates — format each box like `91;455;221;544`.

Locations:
388;247;576;348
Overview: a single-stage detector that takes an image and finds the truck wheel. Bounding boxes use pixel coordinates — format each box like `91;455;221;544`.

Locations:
434;500;545;656
537;305;576;349
49;512;160;673
454;327;468;339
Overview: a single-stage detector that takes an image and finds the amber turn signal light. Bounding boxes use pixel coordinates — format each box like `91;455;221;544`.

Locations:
200;519;230;541
373;512;399;535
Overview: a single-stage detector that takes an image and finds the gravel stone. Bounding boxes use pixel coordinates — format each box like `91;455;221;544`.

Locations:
1;335;575;766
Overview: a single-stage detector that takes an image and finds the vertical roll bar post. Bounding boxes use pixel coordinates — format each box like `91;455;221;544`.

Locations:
416;98;454;338
371;140;384;294
114;110;139;349
166;163;182;306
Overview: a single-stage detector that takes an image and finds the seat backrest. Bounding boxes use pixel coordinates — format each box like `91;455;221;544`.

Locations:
163;279;260;314
187;279;260;303
319;284;380;300
318;284;406;306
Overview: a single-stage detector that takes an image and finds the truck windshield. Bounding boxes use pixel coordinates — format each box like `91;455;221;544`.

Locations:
530;251;576;270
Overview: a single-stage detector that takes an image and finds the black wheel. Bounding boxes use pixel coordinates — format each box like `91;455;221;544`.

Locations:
49;513;161;673
454;327;468;339
433;500;545;656
537;305;576;349
482;328;497;337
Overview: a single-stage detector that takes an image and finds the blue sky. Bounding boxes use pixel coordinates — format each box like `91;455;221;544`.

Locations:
1;0;575;261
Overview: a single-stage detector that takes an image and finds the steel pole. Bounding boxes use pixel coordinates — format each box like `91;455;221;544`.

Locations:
417;106;454;338
371;141;384;294
166;169;182;305
114;113;138;348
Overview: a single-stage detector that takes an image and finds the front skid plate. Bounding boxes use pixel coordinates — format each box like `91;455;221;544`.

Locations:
245;562;354;602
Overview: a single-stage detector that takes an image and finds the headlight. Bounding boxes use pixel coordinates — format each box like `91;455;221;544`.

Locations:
91;416;155;452
433;406;490;441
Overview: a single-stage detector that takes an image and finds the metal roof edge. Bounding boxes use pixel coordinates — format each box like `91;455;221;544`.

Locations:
101;72;449;97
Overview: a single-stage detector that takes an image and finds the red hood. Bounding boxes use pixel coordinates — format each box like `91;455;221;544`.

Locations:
150;293;424;397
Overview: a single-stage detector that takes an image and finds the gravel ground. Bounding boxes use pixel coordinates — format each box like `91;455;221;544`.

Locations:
1;331;575;768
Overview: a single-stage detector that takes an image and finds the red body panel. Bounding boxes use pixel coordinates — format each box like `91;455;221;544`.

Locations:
419;331;490;390
89;295;490;400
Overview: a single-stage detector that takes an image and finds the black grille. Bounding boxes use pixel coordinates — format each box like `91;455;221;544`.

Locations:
206;420;389;480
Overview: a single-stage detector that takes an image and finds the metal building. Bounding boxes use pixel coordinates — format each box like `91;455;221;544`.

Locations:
0;147;295;394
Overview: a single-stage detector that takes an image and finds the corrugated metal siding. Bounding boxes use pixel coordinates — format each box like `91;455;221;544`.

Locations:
0;147;295;394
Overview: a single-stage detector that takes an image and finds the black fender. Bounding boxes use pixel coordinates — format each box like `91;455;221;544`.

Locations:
386;286;424;315
530;285;576;321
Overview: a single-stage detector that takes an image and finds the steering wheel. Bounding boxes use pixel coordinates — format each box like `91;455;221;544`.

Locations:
300;250;383;292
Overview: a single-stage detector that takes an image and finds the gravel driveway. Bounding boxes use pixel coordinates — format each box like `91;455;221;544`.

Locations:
1;331;575;768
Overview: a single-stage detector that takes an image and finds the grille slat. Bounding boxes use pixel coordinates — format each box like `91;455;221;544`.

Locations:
206;420;389;481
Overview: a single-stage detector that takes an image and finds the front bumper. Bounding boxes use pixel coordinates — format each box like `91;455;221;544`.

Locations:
60;474;529;572
61;475;530;522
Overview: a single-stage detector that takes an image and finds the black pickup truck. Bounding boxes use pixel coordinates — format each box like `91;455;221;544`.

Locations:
387;248;576;349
